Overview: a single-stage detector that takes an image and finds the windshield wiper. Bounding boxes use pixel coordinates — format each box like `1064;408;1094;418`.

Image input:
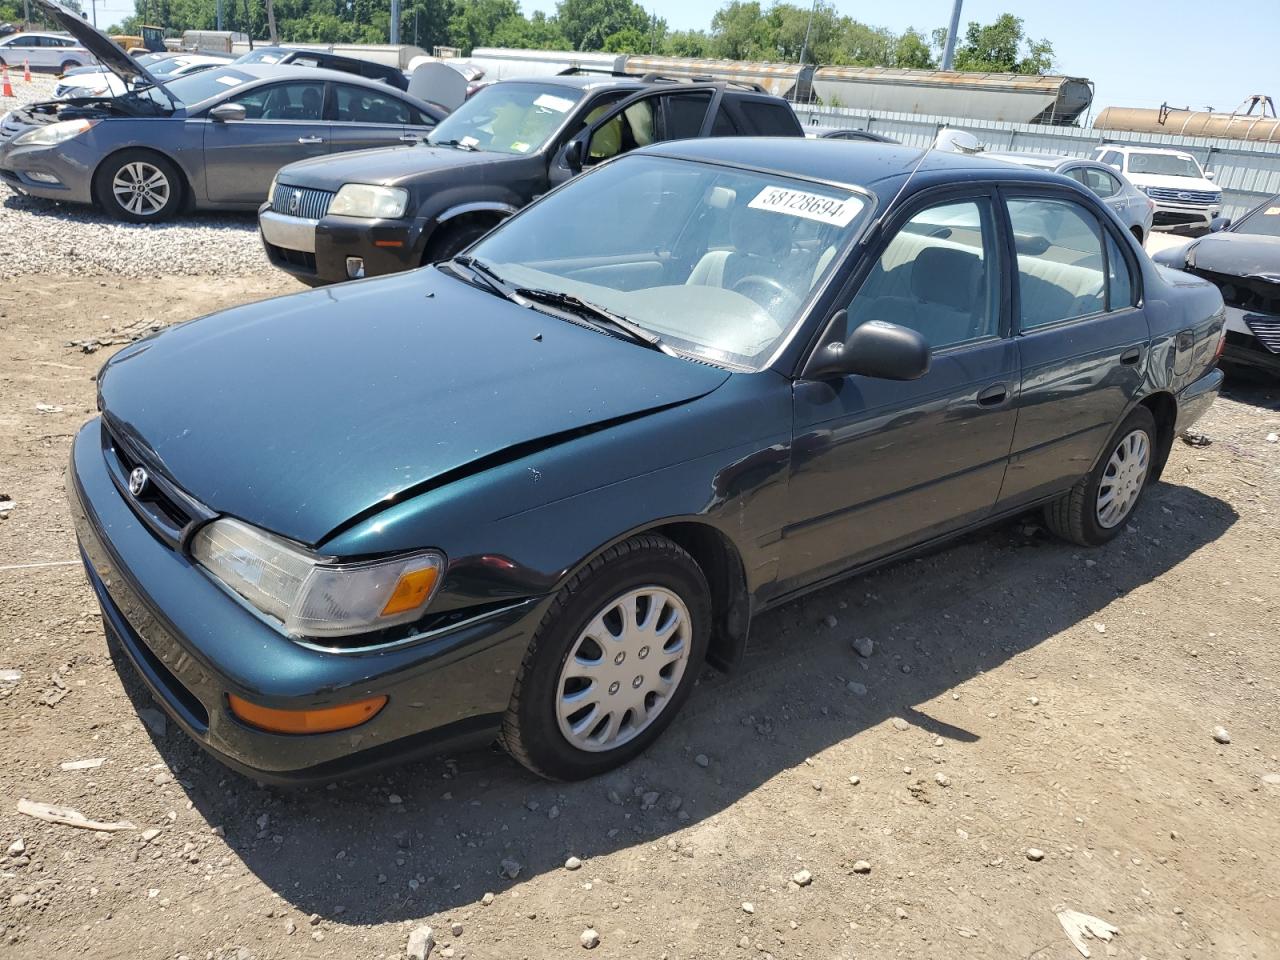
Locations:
444;255;520;300
430;138;478;152
515;287;672;354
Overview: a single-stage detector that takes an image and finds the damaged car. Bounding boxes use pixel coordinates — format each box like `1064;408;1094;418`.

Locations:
1154;194;1280;376
69;140;1225;784
0;0;445;222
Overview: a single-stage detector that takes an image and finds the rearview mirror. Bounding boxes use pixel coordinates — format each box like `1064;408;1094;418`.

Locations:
803;313;932;381
1209;216;1232;233
564;137;586;171
209;102;246;122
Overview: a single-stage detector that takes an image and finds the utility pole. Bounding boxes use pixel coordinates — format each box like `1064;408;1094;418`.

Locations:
940;0;962;71
389;0;400;44
89;0;96;27
798;0;817;65
265;0;277;43
216;0;222;30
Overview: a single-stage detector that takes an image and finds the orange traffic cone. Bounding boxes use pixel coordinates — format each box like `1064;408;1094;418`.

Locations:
1;66;13;99
22;59;31;83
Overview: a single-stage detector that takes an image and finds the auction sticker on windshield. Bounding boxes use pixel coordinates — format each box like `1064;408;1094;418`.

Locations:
534;93;575;113
748;186;864;227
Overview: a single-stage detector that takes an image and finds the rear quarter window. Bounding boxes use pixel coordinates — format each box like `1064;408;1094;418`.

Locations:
738;100;801;136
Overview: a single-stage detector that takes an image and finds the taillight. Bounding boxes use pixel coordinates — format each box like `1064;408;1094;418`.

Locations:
1214;327;1226;362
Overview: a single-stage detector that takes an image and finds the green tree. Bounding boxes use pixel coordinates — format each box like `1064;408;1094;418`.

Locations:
952;13;1054;74
892;27;933;68
709;0;769;59
662;28;710;57
448;0;519;54
489;10;568;49
555;0;650;51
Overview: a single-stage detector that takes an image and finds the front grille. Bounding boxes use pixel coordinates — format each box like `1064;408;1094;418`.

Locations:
1145;187;1220;206
266;242;318;274
1189;268;1280;316
1154;211;1205;227
271;184;335;220
101;418;214;549
0;114;29;145
1244;315;1280;354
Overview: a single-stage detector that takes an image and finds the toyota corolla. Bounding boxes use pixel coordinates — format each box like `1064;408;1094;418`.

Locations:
69;139;1225;783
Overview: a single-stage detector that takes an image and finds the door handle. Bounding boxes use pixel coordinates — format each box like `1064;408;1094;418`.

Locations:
977;383;1008;406
399;134;420;142
297;136;324;144
1120;346;1142;365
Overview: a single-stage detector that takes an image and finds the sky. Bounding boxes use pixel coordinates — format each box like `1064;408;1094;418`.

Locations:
88;0;1276;115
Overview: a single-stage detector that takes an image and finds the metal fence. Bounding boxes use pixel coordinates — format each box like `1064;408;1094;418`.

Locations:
795;105;1280;221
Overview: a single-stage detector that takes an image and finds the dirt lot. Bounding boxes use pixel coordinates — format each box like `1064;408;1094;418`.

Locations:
1;267;1278;960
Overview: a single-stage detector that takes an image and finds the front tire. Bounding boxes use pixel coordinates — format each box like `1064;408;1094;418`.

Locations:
1044;405;1156;546
94;150;183;223
502;535;711;781
424;218;496;264
60;60;79;75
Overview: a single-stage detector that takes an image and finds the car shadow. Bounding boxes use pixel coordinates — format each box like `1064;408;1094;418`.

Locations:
110;479;1236;926
1220;367;1280;409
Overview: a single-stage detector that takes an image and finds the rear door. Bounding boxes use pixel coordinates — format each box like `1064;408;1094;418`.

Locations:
5;35;50;69
327;81;425;151
547;85;721;189
201;79;331;204
998;187;1148;507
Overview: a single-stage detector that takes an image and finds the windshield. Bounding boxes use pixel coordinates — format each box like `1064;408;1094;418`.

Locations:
465;154;871;370
1234;199;1280;238
143;67;253;107
427;81;584;155
1126;153;1203;178
235;49;286;64
149;56;207;76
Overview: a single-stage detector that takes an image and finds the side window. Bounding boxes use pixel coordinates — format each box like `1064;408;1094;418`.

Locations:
846;198;1000;351
1106;233;1135;309
1008;198;1106;329
1084;168;1120;198
230;81;325;121
334;84;410;125
739;101;801;136
586;98;656;163
661;91;713;140
711;108;740;136
1100;150;1122;170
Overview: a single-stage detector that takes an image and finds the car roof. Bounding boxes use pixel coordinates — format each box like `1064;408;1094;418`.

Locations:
502;74;643;92
984;151;1069;168
1109;145;1193;157
7;31;72;39
641;138;1056;194
221;63;407;87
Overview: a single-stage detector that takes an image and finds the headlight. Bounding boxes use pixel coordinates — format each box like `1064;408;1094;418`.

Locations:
329;183;409;219
12;118;98;147
267;175;278;206
191;518;444;638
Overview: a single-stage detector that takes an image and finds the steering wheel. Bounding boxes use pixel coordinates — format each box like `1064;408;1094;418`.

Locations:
732;274;792;311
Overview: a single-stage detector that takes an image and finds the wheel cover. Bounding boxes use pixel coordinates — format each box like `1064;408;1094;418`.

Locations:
1096;428;1151;528
555;586;692;753
111;161;170;217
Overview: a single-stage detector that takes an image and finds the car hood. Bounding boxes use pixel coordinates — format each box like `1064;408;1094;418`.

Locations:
1160;232;1280;279
276;143;521;191
30;0;165;97
1126;171;1219;193
97;268;730;547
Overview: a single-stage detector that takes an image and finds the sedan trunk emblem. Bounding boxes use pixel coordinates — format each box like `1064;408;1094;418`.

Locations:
128;466;149;497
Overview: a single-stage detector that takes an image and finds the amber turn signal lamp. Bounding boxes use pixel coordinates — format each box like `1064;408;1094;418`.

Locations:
227;693;388;734
380;566;440;617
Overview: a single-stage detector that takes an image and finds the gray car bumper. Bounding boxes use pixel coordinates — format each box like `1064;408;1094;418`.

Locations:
0;140;95;204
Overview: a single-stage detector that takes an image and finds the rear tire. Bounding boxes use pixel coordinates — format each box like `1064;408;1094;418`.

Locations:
424;218;496;264
94;150;183;223
1044;405;1156;547
501;535;710;781
59;60;78;75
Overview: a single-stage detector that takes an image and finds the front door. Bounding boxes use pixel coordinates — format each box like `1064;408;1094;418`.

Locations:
999;190;1149;506
201;79;331;205
779;193;1020;591
328;81;422;152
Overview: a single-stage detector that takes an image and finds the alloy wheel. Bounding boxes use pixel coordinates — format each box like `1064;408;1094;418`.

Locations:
555;586;692;753
111;161;171;218
1096;428;1150;528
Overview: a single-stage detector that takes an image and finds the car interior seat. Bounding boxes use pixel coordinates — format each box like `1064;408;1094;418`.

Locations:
687;201;794;292
849;242;988;347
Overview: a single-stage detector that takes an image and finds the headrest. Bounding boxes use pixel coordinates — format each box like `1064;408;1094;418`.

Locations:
911;245;982;312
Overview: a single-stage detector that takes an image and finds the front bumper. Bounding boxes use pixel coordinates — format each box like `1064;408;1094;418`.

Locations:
1221;305;1280;375
1150;200;1220;232
259;203;430;285
0;138;95;204
68;418;538;784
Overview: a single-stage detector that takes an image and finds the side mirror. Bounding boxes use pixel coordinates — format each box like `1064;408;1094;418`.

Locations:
564;137;586;171
804;313;932;381
209;102;246;122
1209;216;1232;233
1204;170;1215;181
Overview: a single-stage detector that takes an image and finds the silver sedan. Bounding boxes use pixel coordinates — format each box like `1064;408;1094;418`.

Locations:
987;153;1156;245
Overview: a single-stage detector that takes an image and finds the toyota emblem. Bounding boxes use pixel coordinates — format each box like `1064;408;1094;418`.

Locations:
288;192;300;215
128;466;149;497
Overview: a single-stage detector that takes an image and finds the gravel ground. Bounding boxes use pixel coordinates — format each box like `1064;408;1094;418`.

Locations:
0;273;1278;959
1;74;270;280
